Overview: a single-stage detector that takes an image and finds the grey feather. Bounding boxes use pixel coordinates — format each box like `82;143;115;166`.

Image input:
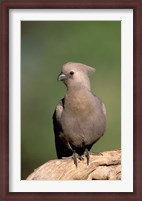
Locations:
52;62;106;163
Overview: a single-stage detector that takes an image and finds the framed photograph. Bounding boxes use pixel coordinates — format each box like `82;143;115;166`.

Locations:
0;0;141;200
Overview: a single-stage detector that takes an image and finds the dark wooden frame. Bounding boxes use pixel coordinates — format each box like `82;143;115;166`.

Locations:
0;0;141;200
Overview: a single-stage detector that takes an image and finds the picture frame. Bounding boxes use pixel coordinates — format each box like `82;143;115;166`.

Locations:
0;0;141;200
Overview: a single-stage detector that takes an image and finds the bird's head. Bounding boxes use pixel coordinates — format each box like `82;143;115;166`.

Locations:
58;62;96;90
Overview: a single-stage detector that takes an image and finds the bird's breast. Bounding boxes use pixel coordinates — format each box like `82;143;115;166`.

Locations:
61;90;106;148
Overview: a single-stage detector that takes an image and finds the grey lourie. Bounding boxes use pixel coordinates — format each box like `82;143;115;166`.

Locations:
52;62;106;166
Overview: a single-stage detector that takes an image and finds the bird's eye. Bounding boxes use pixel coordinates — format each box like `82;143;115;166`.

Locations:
70;71;74;75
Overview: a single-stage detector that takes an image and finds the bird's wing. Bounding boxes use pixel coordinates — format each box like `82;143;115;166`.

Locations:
93;94;107;133
93;94;106;114
52;99;72;158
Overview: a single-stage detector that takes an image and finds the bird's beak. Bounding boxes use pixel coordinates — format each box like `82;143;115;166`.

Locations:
58;73;68;81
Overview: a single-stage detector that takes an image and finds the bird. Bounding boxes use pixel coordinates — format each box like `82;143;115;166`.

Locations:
52;62;106;166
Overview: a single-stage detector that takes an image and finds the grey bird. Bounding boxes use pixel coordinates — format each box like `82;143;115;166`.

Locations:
53;62;106;166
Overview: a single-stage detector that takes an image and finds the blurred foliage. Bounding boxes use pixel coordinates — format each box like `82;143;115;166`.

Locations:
21;21;121;179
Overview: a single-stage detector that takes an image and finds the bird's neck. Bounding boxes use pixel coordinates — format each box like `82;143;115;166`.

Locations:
66;80;91;91
64;87;93;113
67;84;91;92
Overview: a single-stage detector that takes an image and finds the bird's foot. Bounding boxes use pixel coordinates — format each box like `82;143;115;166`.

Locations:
72;151;84;167
61;154;83;165
78;155;84;161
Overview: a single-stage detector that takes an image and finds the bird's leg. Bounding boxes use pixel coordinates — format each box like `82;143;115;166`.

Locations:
72;150;78;167
67;142;78;167
84;148;90;165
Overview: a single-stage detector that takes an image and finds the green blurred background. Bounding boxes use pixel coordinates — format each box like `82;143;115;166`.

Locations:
21;21;121;179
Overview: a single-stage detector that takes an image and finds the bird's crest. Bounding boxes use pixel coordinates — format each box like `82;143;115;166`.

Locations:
63;62;96;75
